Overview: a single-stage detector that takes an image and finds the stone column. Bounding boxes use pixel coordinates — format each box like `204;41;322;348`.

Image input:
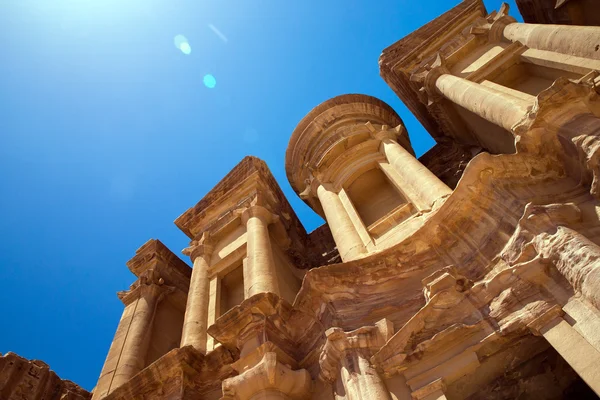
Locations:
241;205;280;297
529;306;600;396
433;73;532;131
502;23;600;61
92;271;169;399
180;239;214;353
316;183;367;261
374;129;452;211
319;319;394;400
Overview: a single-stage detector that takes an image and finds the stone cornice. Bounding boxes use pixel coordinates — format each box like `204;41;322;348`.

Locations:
126;239;191;296
175;157;306;243
127;239;191;278
207;293;323;364
104;346;237;400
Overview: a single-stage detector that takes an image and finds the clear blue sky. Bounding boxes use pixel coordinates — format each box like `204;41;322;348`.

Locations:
0;0;520;391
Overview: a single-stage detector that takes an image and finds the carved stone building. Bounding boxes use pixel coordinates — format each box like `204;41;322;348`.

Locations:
3;0;600;399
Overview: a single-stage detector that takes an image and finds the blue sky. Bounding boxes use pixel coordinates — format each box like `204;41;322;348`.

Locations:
0;0;519;390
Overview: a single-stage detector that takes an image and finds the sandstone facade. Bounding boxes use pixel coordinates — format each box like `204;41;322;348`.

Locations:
6;0;600;399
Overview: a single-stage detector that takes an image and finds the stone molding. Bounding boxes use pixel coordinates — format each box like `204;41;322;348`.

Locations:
469;3;516;43
182;232;215;262
411;378;446;400
240;204;276;226
319;319;394;382
527;305;565;336
117;269;174;306
207;293;323;364
221;352;312;400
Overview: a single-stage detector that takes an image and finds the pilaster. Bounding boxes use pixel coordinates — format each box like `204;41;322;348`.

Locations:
93;269;174;399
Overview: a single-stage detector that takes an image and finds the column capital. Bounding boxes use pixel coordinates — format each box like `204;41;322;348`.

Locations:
319;318;394;382
469;3;516;43
367;121;407;143
117;269;174;306
182;232;214;262
410;53;450;106
527;304;564;336
240;204;276;225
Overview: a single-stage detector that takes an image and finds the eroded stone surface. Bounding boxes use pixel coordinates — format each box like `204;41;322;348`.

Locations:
0;353;90;400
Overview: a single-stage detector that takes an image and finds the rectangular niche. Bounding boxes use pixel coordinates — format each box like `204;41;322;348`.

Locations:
219;262;244;317
346;167;407;228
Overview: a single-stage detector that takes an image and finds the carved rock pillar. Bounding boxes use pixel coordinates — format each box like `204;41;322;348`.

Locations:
319;319;394;400
503;23;600;61
221;352;312;400
528;306;600;396
241;205;280;297
433;73;532;132
180;238;214;353
207;294;316;400
92;272;170;399
374;129;451;211
316;183;366;261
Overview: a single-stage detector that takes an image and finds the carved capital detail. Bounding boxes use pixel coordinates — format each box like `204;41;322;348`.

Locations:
470;3;516;43
240;204;276;225
221;352;312;400
411;53;450;106
527;304;564;336
319;318;394;382
117;268;174;306
182;231;214;262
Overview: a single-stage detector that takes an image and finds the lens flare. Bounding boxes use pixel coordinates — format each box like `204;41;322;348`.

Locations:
174;34;191;54
179;42;191;55
203;74;217;88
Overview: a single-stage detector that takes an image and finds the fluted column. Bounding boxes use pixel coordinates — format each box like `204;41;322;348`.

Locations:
375;130;451;211
241;205;280;297
180;239;214;353
433;74;532;131
92;272;170;399
503;23;600;61
316;183;367;261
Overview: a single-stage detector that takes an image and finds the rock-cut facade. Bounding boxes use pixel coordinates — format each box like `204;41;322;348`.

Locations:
3;0;600;399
